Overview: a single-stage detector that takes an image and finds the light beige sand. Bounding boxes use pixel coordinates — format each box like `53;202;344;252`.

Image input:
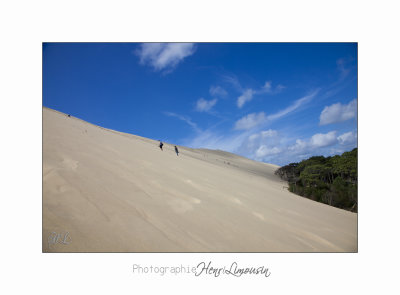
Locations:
43;107;357;252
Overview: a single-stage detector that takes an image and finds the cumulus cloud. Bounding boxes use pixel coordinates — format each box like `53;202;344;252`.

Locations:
237;89;254;108
288;131;339;155
319;99;357;125
286;130;357;159
338;131;357;145
209;86;227;98
310;131;338;148
288;139;308;153
259;81;285;94
234;112;267;130
181;122;357;166
255;146;281;158
196;98;217;112
136;43;196;72
232;129;281;160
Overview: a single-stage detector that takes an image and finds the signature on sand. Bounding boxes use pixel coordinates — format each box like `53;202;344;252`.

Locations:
48;231;71;248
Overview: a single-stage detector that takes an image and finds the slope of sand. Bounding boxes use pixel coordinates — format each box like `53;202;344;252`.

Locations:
43;107;357;252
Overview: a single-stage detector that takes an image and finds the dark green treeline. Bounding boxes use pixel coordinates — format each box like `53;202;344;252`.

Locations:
275;148;357;212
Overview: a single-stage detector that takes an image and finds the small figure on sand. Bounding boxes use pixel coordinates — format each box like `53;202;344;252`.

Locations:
159;141;164;151
174;145;179;156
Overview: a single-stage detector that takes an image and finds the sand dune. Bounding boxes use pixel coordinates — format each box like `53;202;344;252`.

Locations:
43;107;357;252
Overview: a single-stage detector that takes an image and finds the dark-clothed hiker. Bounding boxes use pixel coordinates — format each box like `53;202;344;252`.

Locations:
174;145;179;156
159;141;164;151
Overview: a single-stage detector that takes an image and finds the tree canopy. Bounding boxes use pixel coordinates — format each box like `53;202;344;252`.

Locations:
275;148;357;212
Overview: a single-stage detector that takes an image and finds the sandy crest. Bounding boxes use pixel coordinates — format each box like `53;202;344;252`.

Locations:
43;107;357;252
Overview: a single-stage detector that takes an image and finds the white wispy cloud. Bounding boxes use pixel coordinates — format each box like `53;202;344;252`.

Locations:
262;81;272;92
234;112;267;130
267;89;319;121
221;75;286;109
180;121;357;166
221;74;243;92
183;129;251;153
319;99;357;125
136;43;196;73
243;129;279;147
260;129;278;138
236;81;286;108
233;89;318;137
196;98;217;112
337;58;351;79
163;111;200;132
276;84;285;92
237;89;254;108
209;85;227;98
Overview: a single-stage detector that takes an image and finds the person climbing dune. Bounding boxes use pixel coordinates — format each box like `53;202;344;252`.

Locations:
159;141;164;151
174;145;179;156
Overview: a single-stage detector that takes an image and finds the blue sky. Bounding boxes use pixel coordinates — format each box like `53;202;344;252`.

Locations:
43;43;357;166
